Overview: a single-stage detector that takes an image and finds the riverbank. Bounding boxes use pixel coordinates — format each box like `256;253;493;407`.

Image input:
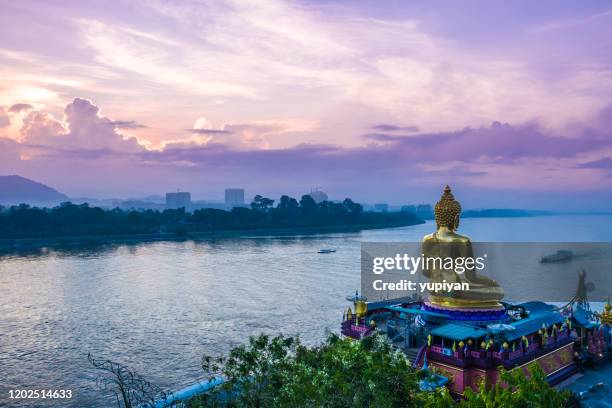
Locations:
0;219;424;254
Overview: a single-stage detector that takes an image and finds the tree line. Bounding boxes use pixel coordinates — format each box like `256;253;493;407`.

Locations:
0;195;423;238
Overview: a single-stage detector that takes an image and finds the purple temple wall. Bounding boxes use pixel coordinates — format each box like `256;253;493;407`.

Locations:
429;342;576;395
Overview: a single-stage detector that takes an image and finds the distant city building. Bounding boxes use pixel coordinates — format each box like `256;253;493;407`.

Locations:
225;188;245;209
165;192;191;209
416;203;433;219
374;203;389;212
308;189;328;203
401;205;417;214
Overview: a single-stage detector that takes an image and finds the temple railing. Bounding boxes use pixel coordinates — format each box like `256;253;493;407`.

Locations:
428;336;573;370
501;337;573;369
340;317;374;339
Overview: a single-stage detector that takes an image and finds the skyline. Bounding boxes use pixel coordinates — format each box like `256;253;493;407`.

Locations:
1;1;612;210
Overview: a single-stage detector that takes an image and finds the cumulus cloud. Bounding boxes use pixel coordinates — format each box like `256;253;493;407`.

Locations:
18;98;145;152
174;116;316;149
0;107;9;127
20;111;67;145
8;103;33;113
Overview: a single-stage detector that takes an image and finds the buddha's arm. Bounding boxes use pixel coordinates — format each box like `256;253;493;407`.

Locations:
460;240;478;280
460;240;501;288
421;238;433;278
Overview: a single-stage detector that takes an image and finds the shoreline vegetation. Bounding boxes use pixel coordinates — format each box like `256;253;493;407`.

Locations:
0;194;424;252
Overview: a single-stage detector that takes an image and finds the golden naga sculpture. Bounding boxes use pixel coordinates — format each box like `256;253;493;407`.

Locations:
600;298;612;325
422;185;504;309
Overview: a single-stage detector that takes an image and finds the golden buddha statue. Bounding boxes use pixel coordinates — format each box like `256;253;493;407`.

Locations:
422;185;504;309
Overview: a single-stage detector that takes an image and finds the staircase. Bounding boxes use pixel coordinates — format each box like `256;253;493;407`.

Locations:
405;347;420;365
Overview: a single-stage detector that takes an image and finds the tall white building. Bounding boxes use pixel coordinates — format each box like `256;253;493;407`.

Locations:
225;188;245;209
165;192;191;209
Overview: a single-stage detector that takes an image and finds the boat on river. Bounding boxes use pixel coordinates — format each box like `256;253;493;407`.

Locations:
540;250;574;263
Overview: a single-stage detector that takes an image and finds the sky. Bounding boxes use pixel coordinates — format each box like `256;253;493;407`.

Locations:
1;0;612;210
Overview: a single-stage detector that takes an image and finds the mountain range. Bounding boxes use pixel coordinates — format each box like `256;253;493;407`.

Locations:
0;175;69;206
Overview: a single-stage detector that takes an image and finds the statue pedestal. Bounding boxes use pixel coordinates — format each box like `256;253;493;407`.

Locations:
422;302;508;327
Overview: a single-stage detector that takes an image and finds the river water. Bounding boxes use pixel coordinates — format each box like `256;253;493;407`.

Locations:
1;215;611;407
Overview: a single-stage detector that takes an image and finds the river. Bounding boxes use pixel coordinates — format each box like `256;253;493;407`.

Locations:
1;215;611;407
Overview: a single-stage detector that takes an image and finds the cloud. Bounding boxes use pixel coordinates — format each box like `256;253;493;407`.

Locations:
2;0;612;150
173;116;317;149
130;120;612;189
110;120;148;129
577;157;612;169
0;107;9;127
8;103;33;113
18;98;145;153
371;124;419;132
19;111;66;144
529;10;612;33
188;128;233;135
363;133;410;142
3;98;612;202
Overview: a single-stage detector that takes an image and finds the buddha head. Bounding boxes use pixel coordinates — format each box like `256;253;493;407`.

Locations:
434;185;462;230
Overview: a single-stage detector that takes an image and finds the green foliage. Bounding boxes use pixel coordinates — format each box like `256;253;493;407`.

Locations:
423;364;572;408
193;333;422;408
0;195;420;238
189;335;573;408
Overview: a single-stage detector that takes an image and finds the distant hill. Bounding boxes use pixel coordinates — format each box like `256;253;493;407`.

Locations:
0;175;69;206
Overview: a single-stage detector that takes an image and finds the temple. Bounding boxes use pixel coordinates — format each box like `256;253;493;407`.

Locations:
341;186;612;398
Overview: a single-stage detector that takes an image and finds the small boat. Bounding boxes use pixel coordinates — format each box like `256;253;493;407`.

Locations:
540;250;574;263
318;249;336;254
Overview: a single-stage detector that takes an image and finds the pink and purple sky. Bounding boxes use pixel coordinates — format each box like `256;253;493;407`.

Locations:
1;0;612;209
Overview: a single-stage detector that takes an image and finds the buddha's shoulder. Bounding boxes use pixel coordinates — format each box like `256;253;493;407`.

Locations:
450;233;471;243
422;231;471;243
422;233;436;242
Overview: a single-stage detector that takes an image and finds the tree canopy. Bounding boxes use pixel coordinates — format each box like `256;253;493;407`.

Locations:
188;333;573;408
194;333;423;408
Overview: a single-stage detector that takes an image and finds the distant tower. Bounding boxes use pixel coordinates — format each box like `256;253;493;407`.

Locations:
225;188;245;209
308;187;328;203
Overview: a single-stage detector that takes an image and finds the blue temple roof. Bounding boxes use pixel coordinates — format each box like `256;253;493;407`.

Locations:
503;311;565;341
572;306;598;329
386;306;449;318
429;323;491;341
366;296;418;311
516;301;556;314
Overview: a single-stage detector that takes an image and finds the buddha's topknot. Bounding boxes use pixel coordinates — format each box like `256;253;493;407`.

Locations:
434;185;462;230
